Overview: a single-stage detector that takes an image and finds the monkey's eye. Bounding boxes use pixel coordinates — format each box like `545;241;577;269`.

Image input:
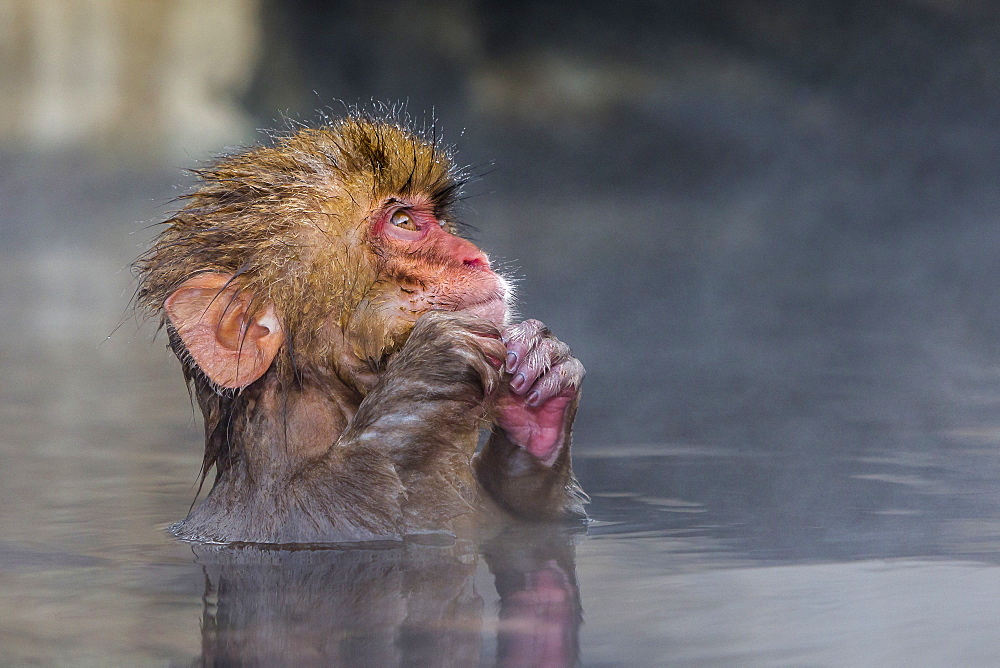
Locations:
390;210;419;231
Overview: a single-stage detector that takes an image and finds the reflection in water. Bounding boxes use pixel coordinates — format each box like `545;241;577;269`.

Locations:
194;527;581;667
483;527;582;668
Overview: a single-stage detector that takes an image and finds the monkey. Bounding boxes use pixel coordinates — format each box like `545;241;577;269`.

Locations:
135;112;587;544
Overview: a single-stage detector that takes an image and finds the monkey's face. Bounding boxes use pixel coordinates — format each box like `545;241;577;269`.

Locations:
142;117;511;391
377;196;510;323
336;194;511;362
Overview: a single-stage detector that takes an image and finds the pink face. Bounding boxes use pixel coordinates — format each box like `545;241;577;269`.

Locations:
372;198;511;327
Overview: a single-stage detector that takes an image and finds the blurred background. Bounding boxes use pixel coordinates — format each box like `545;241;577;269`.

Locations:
5;0;1000;450
5;1;1000;662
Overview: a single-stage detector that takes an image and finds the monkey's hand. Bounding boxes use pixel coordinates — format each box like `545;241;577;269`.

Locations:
474;320;587;520
337;311;507;534
344;310;506;463
496;320;584;466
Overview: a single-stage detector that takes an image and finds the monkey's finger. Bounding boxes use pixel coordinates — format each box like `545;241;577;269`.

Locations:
524;357;585;407
416;310;502;345
440;328;506;397
474;335;509;371
450;324;506;361
463;317;504;341
502;318;550;374
510;335;570;395
445;312;505;368
408;309;505;379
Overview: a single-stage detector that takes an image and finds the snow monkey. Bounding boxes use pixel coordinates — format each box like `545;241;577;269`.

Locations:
136;113;586;543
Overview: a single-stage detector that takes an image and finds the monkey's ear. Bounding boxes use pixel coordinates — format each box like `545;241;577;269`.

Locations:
164;273;284;389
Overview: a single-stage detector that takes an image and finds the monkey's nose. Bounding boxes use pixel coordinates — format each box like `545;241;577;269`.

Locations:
446;233;492;270
463;255;490;270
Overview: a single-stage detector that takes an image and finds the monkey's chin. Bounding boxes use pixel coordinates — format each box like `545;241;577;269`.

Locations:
465;298;510;327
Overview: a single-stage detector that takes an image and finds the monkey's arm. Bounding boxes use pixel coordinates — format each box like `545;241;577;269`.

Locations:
336;310;506;532
474;320;588;520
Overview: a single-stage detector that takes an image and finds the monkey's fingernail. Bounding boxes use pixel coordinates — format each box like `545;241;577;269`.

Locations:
505;352;518;372
526;391;540;406
511;372;527;391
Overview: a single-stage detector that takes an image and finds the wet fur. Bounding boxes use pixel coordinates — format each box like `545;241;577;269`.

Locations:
135;112;584;544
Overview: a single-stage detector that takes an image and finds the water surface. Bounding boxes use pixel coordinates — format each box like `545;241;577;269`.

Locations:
5;181;1000;664
4;323;1000;665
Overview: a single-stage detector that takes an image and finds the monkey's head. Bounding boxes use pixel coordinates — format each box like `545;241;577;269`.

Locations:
136;115;512;395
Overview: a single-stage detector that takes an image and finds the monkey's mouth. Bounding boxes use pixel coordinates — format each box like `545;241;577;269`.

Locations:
464;296;510;327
